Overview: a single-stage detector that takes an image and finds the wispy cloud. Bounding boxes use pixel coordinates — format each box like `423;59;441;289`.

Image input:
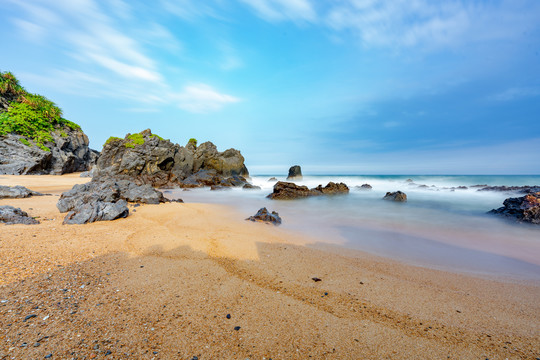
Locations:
171;84;241;113
239;0;317;22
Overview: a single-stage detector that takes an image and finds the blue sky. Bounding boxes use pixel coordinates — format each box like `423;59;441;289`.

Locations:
1;0;540;174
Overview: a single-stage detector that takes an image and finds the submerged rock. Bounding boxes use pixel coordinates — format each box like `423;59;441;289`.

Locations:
0;205;39;225
286;165;303;181
267;181;349;200
267;177;278;182
383;191;407;202
357;184;372;190
242;183;261;190
0;185;44;199
246;207;282;225
95;129;249;188
477;185;540;194
488;192;540;224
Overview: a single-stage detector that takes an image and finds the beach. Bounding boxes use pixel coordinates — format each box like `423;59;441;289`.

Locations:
1;175;539;359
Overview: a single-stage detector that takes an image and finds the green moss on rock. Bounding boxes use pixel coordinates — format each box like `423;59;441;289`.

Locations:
19;138;31;147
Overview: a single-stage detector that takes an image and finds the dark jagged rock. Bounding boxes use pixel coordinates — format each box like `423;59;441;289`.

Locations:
383;191;407;202
286;165;303;181
312;182;349;195
267;181;349;200
477;185;540;194
356;184;372;190
0;131;98;175
0;205;39;225
242;183;261;190
246;207;282;225
57;178;176;224
488;192;540;224
95;129;249;188
0;185;44;199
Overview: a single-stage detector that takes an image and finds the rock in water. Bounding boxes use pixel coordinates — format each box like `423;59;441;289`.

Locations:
488;192;540;224
267;181;349;200
0;206;39;225
95;129;249;188
246;207;282;225
357;184;372;190
286;165;303;181
383;191;407;202
0;185;44;199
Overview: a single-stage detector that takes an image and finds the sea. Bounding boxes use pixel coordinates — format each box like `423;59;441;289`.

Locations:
169;175;540;281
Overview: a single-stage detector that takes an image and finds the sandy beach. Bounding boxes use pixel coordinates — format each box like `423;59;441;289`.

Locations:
1;175;539;359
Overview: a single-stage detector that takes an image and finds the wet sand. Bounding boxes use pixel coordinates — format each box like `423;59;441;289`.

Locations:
1;174;539;359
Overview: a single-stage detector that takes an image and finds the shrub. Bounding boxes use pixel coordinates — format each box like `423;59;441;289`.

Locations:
188;138;197;147
104;136;122;146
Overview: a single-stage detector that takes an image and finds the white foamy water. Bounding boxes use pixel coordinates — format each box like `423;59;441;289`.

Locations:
168;175;540;281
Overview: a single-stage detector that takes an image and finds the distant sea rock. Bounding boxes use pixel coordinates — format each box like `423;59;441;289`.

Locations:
488;192;540;225
0;205;39;225
286;165;303;181
383;191;407;202
246;207;282;225
95;129;249;188
267;181;349;200
477;185;540;194
356;184;372;190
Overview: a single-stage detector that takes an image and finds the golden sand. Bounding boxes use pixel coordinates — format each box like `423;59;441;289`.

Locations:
0;174;539;359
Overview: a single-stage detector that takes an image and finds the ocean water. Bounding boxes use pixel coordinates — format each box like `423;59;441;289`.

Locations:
168;175;540;281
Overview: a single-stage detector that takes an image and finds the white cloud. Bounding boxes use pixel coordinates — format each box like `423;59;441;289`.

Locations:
171;84;241;113
239;0;317;22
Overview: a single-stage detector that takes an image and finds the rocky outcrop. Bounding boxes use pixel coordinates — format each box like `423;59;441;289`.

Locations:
242;183;261;190
286;165;303;181
0;185;44;199
267;181;349;200
477;185;540;194
0;130;98;175
0;205;39;225
267;177;278;182
57;178;178;224
246;208;282;225
383;191;407;202
95;129;249;188
488;192;540;224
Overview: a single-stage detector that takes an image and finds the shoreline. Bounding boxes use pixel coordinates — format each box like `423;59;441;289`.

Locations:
1;175;539;359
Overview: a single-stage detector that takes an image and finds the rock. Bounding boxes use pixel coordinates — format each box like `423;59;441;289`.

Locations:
267;181;349;200
226;314;231;319
406;179;413;182
234;326;241;331
95;129;249;188
0;206;40;225
210;185;231;191
57;178;173;224
357;184;372;190
267;177;278;182
477;185;540;194
312;182;349;195
488;192;540;224
267;181;312;200
383;191;407;202
0;185;44;199
23;314;37;322
246;208;282;225
242;183;261;190
312;277;322;282
286;165;303;181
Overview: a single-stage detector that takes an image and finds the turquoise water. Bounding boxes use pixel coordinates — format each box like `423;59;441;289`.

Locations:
170;175;540;280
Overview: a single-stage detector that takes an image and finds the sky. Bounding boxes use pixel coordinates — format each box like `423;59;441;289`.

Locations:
1;0;540;175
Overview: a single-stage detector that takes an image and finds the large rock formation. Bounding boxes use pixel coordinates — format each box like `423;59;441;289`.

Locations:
488;192;540;224
286;165;303;181
57;178;177;224
0;205;39;225
267;181;349;200
95;129;249;188
0;71;98;175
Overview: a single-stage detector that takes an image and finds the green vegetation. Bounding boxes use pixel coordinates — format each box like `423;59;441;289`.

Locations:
0;71;82;151
19;138;31;147
188;138;197;147
125;133;145;148
104;136;123;146
150;133;164;141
